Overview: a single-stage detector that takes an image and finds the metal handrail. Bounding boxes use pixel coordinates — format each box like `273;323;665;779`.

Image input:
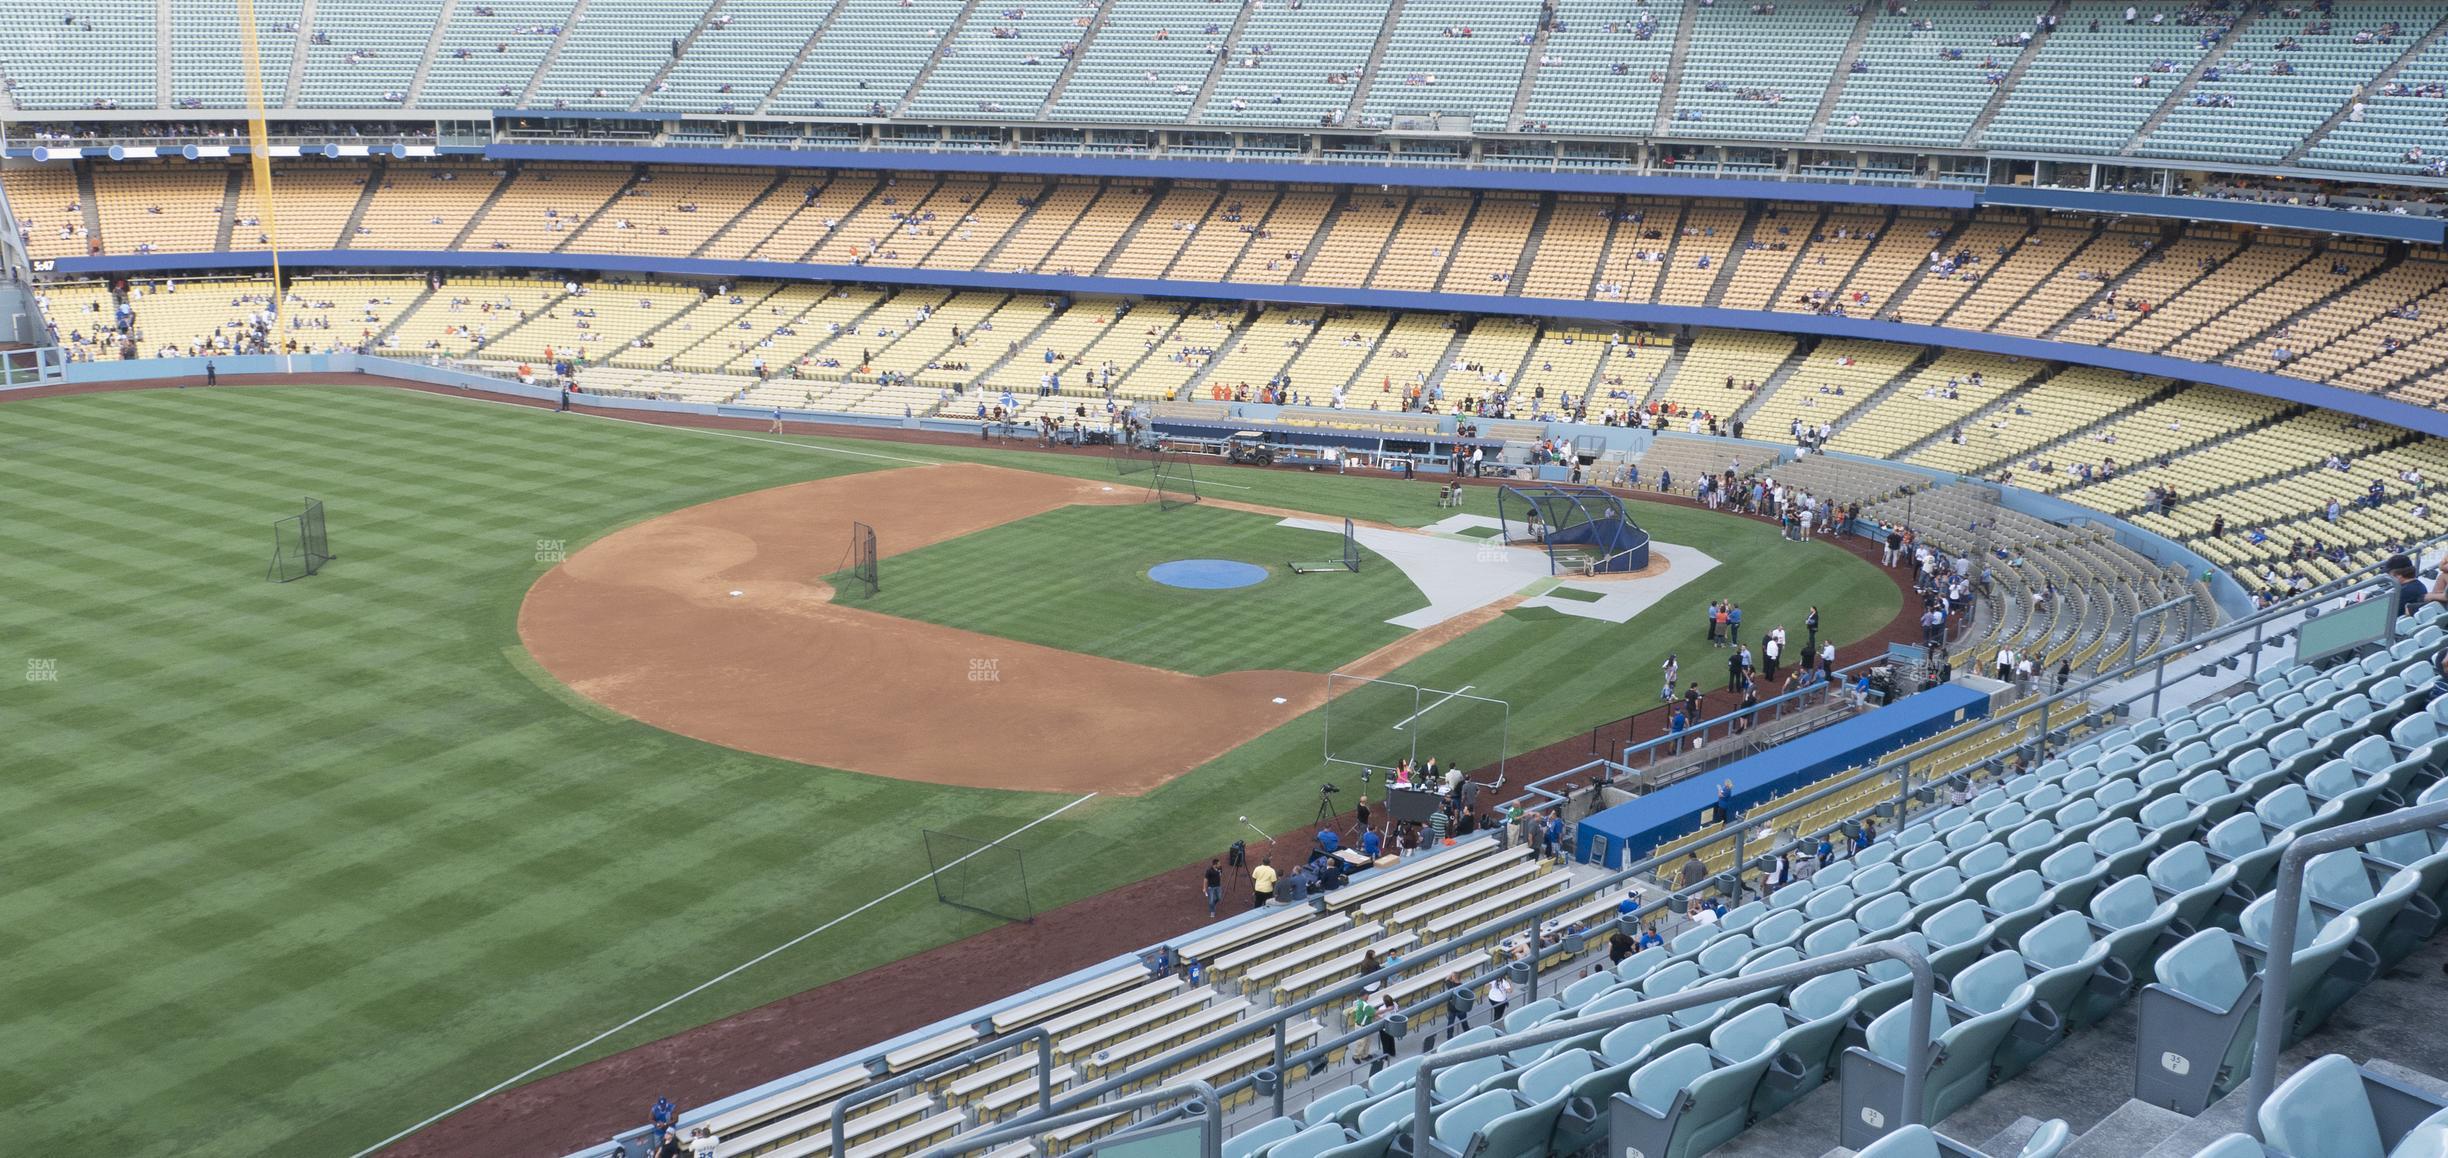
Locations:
2244;797;2448;1138
830;1029;1055;1156
1408;941;1935;1158
922;1080;1220;1158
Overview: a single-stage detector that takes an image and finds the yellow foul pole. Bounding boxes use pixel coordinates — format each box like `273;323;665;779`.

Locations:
236;0;288;366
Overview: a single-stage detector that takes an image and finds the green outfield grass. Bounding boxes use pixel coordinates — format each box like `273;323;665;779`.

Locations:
837;503;1423;674
0;385;1896;1158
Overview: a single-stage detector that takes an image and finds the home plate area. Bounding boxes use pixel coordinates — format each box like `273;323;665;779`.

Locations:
1278;514;1717;627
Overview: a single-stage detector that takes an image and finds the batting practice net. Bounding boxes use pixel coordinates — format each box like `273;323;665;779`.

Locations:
267;497;333;582
1323;674;1509;781
1152;453;1202;510
1112;439;1159;476
1291;517;1361;574
923;829;1037;923
848;521;879;597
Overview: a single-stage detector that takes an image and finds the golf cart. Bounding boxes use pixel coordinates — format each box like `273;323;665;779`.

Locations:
1224;430;1278;466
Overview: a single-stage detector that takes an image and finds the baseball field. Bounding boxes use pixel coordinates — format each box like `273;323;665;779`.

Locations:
0;383;1899;1157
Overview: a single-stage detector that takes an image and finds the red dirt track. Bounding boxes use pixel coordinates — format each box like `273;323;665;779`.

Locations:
0;376;1921;1158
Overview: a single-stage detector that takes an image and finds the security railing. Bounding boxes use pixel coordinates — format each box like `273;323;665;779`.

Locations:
2244;798;2448;1138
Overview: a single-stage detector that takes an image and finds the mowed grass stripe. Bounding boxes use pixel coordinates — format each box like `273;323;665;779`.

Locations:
0;385;1897;1158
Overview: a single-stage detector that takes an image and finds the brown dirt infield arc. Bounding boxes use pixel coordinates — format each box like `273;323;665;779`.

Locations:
517;461;1490;796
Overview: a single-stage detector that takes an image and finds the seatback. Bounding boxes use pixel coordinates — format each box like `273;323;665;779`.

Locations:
2148;841;2236;930
1922;898;1991;976
1597;1016;1673;1066
1719;901;1767;936
1803;918;1863;960
1265;1121;1355;1158
1433;1055;1507;1102
1511;1048;1594;1107
1854;863;1905;896
1469;1092;1565;1158
1698;934;1755;977
2259;1055;2385;1158
1644;961;1702;1000
1858;893;1914;939
1740;947;1803;976
1751;908;1808;949
1226;1116;1300;1158
2089;875;2178;979
1907;866;1968;908
2153;927;2249;1010
1624;1042;1714;1114
2016;911;2110;1025
1675;1005;1784;1154
1855;1124;1944;1158
1616;947;1669;985
1431;1090;1518;1156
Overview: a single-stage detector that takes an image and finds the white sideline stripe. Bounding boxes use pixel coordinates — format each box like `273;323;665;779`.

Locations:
1389;684;1475;731
347;792;1100;1158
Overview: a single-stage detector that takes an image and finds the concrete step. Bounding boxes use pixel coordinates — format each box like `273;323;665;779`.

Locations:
2062;1100;2190;1158
1976;1116;2054;1157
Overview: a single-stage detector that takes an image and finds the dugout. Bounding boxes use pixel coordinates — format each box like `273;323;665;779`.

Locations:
1496;483;1650;574
1574;683;1989;869
1148;413;1505;474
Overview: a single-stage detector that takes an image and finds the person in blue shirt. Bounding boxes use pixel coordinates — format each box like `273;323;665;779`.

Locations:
1542;814;1565;860
1638;923;1664;950
1815;835;1834;867
1318;829;1341;856
1361;827;1383;859
1727;603;1743;645
1616;888;1643;916
2388;554;2434;614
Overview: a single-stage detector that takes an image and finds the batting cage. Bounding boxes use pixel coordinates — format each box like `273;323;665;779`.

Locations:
1152;453;1202;511
846;521;879;597
923;829;1037;923
1323;674;1510;782
1495;483;1650;575
267;497;334;582
1291;517;1361;574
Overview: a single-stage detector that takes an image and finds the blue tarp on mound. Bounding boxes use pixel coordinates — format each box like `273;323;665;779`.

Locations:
1575;684;1991;869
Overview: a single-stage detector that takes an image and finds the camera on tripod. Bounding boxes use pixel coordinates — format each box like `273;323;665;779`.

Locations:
1320;783;1341;794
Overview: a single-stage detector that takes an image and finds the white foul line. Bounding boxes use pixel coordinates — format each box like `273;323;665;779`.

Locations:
348;791;1099;1158
1390;684;1476;731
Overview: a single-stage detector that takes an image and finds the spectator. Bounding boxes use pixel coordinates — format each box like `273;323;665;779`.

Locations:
1441;970;1476;1040
2388;553;2431;613
1350;987;1387;1073
1486;973;1514;1024
1679;850;1709;891
1380;989;1400;1067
